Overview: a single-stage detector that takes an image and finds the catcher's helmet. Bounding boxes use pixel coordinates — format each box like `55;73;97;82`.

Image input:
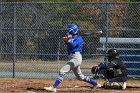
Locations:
107;49;119;62
66;23;78;35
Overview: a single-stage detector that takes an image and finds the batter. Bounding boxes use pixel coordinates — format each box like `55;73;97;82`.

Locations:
44;23;101;92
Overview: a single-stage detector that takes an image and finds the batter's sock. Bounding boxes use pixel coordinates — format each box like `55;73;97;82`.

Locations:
53;72;65;88
83;76;97;86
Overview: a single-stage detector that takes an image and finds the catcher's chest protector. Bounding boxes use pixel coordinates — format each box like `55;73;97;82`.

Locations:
105;68;122;79
105;61;123;79
105;68;114;79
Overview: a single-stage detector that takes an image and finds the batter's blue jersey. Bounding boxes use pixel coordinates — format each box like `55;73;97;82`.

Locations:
66;35;83;55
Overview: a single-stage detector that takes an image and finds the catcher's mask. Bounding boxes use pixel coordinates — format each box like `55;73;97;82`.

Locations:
66;23;78;36
107;49;119;62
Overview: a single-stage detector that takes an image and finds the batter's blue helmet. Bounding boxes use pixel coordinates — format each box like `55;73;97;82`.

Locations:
66;23;78;35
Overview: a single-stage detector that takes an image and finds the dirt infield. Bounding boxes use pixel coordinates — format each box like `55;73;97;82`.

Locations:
0;78;140;93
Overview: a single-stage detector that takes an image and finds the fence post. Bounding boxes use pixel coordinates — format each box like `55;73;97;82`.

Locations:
13;4;17;78
104;2;109;62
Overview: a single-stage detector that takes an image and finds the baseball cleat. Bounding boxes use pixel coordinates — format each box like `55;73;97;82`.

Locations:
93;83;101;91
122;82;127;90
44;86;56;92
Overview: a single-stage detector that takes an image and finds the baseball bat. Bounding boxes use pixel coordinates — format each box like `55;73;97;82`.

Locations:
81;30;103;36
62;30;103;39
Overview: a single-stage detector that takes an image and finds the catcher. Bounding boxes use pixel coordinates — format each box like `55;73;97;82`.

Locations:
91;49;128;89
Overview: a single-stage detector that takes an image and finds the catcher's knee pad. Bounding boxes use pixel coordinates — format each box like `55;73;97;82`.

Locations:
103;81;126;89
103;81;111;88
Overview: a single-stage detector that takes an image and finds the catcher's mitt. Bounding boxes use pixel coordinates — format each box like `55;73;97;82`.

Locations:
91;66;99;74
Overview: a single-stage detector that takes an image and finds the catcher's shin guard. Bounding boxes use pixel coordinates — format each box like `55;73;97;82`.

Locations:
103;81;127;89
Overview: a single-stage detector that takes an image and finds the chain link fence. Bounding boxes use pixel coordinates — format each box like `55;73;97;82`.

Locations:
0;2;139;79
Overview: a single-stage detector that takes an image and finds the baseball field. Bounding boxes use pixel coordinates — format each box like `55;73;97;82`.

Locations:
0;78;140;93
0;58;139;93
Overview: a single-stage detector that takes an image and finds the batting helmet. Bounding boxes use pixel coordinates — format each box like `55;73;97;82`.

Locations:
107;49;119;62
66;23;78;35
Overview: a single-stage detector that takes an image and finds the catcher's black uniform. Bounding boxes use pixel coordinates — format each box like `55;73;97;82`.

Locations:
91;49;128;89
98;49;128;82
99;58;128;82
